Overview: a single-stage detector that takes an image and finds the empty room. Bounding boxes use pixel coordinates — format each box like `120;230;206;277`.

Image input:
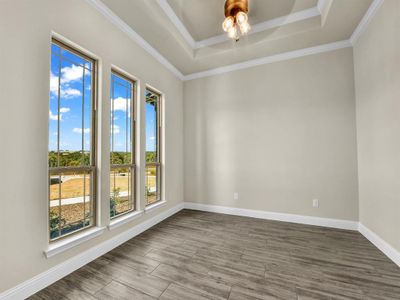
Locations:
1;0;400;299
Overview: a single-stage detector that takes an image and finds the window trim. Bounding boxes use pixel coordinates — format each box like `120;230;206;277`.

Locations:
145;87;162;206
108;210;144;230
110;69;137;219
45;226;106;258
48;38;98;243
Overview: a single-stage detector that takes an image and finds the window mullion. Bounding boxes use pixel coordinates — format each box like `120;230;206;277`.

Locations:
49;39;96;241
110;71;136;219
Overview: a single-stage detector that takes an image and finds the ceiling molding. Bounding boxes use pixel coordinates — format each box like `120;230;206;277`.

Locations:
350;0;384;45
87;0;383;82
85;0;185;80
197;6;321;49
183;40;352;81
158;0;324;49
317;0;330;13
156;0;196;49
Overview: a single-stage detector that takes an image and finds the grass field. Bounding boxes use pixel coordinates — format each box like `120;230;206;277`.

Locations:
50;177;91;200
50;172;158;223
50;175;156;200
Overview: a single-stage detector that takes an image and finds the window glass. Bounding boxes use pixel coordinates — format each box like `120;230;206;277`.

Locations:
110;72;135;218
145;89;161;205
48;41;95;240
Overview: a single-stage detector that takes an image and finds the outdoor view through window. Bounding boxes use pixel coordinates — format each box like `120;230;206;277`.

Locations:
48;40;96;240
145;89;161;205
110;72;135;218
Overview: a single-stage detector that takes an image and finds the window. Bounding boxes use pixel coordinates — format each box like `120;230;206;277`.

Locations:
145;89;162;205
110;71;136;218
48;40;96;241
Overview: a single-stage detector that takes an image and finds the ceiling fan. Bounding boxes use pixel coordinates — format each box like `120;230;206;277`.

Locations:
222;0;251;41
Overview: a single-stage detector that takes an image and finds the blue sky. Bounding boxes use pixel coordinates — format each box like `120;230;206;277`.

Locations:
146;100;157;152
49;43;156;153
49;44;92;152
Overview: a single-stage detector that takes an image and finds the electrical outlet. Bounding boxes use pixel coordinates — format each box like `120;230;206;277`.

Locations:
233;192;239;200
313;199;319;208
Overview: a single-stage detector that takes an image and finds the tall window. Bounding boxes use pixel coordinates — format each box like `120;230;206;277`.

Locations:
110;72;135;218
145;89;161;205
48;40;96;240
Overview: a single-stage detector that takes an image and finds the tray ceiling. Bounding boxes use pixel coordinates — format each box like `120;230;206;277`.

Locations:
166;0;318;41
89;0;375;77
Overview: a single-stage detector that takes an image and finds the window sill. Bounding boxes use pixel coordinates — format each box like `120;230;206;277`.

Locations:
145;200;167;213
108;210;144;230
44;226;105;258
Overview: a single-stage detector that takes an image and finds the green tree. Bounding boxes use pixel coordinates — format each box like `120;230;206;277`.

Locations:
110;188;120;218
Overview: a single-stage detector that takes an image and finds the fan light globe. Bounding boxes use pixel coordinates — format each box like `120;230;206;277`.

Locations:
228;26;239;40
222;16;234;32
236;11;248;25
239;22;250;34
223;0;250;41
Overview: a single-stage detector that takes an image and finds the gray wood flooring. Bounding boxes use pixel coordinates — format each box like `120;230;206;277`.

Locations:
29;209;400;300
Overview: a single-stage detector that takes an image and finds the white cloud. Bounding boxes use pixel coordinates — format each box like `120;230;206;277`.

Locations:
111;124;120;134
50;64;89;99
49;110;59;121
50;72;81;99
61;65;86;84
59;107;70;113
50;73;59;94
62;88;81;98
113;97;130;112
149;136;155;140
49;107;70;121
73;128;91;134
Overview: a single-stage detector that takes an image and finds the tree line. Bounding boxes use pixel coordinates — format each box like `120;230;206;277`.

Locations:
49;151;157;167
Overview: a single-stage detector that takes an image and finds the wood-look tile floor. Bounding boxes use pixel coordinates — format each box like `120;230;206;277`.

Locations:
30;210;400;300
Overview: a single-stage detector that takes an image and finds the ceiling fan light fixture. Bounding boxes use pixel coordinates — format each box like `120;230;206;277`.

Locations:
222;0;250;41
239;22;250;34
228;25;239;40
236;11;248;26
222;16;234;32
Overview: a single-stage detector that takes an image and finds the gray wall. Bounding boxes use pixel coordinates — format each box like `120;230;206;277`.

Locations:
354;0;400;252
0;0;183;293
184;48;359;221
1;0;399;294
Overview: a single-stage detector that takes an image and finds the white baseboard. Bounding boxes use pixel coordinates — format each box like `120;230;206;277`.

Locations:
184;202;400;267
358;223;400;267
184;202;359;231
3;202;399;299
0;203;184;300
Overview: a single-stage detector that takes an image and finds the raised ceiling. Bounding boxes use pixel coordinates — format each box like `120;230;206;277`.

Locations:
91;0;374;77
166;0;318;41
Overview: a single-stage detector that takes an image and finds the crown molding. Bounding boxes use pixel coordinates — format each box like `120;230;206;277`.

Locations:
87;0;383;82
182;0;383;80
158;0;324;49
317;0;330;13
183;40;352;81
85;0;185;80
196;6;321;49
350;0;384;45
156;0;196;49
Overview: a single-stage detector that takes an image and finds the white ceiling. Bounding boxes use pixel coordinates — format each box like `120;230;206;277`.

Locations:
166;0;318;40
89;0;375;78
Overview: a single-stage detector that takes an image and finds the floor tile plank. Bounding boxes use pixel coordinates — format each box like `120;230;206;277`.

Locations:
29;210;400;300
